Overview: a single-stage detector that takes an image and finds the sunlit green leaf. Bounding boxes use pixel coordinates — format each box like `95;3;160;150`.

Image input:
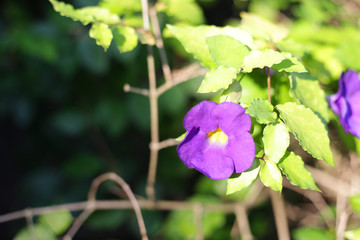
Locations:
49;0;120;25
113;25;138;53
167;25;254;68
176;132;187;141
277;102;334;166
278;152;320;191
167;25;217;68
226;158;260;195
197;67;238;93
293;227;335;240
263;122;289;163
345;228;360;240
271;53;307;73
89;23;113;50
219;80;242;103
39;210;73;235
242;49;286;73
99;0;142;15
290;72;329;122
259;160;282;192
165;0;205;25
206;35;249;69
246;98;277;124
240;12;288;43
349;194;360;213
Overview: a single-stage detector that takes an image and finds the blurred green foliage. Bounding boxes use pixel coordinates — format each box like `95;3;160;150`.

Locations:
1;0;360;239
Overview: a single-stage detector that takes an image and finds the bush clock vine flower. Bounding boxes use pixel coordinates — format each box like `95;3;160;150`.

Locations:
177;101;255;180
329;70;360;139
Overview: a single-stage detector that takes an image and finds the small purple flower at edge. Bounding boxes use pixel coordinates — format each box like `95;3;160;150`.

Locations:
177;101;255;180
328;70;360;139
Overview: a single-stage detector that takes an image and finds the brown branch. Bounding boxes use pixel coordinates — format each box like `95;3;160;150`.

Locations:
234;204;254;240
140;0;160;203
25;209;36;240
156;62;208;96
0;199;262;224
306;165;357;197
149;6;172;84
194;203;204;240
283;180;333;228
88;173;149;240
123;84;150;96
151;138;179;151
63;201;95;240
269;189;290;240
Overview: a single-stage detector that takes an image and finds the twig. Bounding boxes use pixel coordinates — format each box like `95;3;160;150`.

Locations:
269;189;290;240
234;204;254;240
156;62;208;96
149;6;172;84
141;0;160;203
123;83;150;96
283;180;332;228
151;138;179;150
0;199;260;224
266;68;271;103
63;201;95;240
25;209;36;240
194;204;204;240
307;165;356;197
88;173;149;240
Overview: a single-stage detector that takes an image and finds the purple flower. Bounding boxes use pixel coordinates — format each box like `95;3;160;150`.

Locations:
177;101;255;180
328;70;360;138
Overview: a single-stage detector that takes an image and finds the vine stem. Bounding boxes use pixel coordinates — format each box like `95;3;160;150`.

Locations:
266;68;271;103
140;0;159;203
269;190;291;240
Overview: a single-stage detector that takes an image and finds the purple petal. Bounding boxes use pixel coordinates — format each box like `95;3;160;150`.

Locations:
191;146;234;180
225;132;255;173
212;102;251;135
183;101;218;133
329;70;360;138
177;127;204;169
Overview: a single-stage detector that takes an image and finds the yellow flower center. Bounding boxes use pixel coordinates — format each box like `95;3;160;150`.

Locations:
207;127;228;145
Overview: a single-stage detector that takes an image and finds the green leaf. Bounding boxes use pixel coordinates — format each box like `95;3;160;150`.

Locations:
164;196;226;239
345;228;360;240
89;23;113;50
226;158;260;195
39;210;73;235
167;25;217;68
277;102;334;166
99;0;142;15
49;0;120;25
293;227;335;240
206;35;249;69
263;122;289;163
176;132;187;142
113;25;138;53
349;194;360;213
167;25;254;68
242;49;286;73
271;53;307;73
197;67;238;93
278;152;320;191
14;224;56;240
165;0;205;25
219;80;242;103
240;12;288;43
289;72;329;122
246;98;277;124
259;160;283;192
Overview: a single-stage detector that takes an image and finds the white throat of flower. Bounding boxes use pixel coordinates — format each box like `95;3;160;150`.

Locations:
207;127;228;145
